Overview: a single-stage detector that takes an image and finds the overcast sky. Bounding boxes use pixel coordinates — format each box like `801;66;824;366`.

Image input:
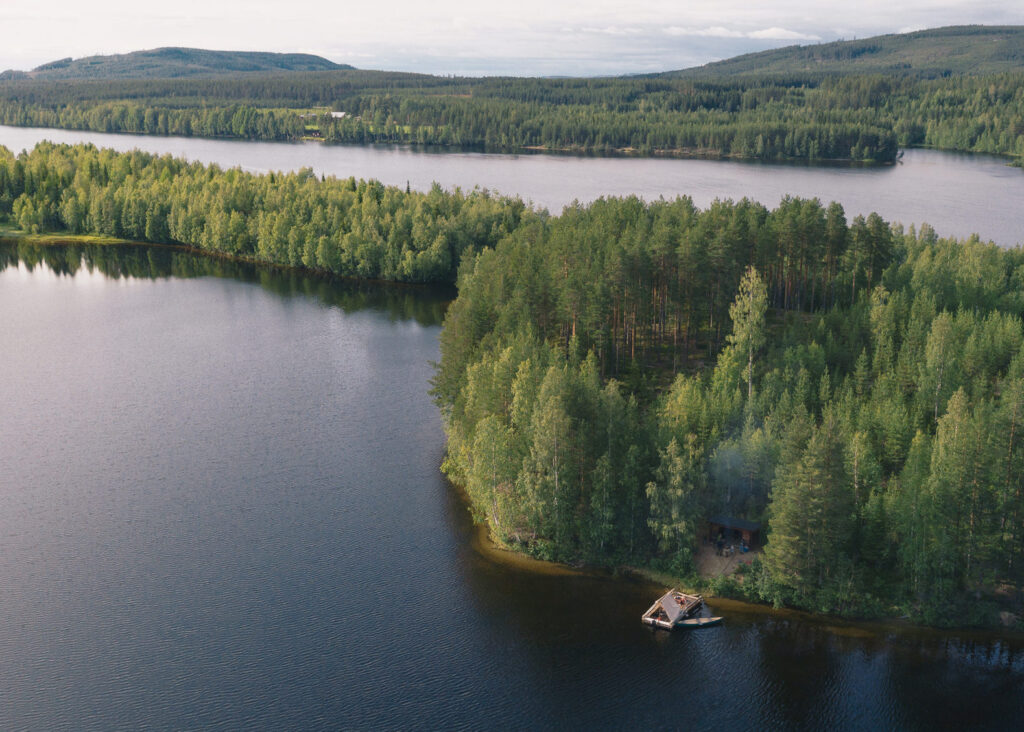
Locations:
2;1;1022;76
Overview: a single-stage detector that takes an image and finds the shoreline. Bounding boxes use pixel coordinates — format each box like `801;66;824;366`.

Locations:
0;122;945;166
452;477;1023;637
476;520;1024;639
0;228;457;295
5;120;1021;167
3;121;1021;171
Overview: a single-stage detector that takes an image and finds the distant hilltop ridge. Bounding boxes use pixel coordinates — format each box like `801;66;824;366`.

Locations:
0;47;352;80
2;25;1023;82
663;25;1024;78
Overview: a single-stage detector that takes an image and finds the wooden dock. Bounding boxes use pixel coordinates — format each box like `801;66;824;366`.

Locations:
641;589;706;629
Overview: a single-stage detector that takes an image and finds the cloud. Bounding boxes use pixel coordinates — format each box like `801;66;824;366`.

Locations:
747;27;820;40
665;25;819;41
580;26;643;36
665;26;745;38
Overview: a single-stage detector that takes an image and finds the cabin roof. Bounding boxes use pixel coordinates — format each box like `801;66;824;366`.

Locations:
709;515;761;532
660;595;685;623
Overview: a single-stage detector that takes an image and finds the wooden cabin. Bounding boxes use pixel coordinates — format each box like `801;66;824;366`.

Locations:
707;515;761;548
641;589;704;629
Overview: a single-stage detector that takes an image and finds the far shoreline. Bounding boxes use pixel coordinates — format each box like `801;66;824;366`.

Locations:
5;119;1021;168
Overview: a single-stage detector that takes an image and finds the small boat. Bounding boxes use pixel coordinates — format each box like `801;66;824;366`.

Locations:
677;616;723;628
641;588;707;629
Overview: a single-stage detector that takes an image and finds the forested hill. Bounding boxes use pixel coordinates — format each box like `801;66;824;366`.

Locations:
0;48;350;80
666;25;1024;78
0;28;1022;163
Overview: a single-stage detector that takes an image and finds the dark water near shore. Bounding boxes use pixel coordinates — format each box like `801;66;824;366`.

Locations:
1;242;1021;730
1;124;1022;248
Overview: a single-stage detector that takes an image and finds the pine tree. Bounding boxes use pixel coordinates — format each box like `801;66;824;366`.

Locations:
646;435;704;570
765;415;853;607
727;266;769;401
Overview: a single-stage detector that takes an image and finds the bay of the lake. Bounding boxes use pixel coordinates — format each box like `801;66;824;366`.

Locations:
0;243;1021;730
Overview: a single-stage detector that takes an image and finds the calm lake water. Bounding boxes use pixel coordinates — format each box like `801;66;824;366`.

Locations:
1;243;1021;730
0;124;1022;247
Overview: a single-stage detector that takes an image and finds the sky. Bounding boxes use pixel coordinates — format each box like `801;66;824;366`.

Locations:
1;1;1022;76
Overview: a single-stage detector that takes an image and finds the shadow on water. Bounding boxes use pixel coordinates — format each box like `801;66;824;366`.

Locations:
0;240;452;327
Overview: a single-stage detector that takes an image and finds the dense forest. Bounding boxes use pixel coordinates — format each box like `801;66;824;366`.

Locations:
0;142;525;283
2;69;1022;162
433;194;1024;626
3;141;1022;626
2;26;1023;163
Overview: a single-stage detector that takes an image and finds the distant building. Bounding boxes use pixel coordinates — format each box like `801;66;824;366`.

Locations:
299;111;347;120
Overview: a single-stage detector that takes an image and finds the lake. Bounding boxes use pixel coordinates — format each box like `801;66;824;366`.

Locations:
1;242;1021;730
0;125;1022;248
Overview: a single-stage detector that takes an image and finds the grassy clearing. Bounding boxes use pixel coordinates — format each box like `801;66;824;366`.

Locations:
0;224;135;246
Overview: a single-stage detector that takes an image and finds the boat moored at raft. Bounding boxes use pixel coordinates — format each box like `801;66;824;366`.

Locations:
676;616;723;628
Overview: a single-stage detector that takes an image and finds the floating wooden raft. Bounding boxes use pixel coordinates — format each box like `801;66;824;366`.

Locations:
642;589;709;629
